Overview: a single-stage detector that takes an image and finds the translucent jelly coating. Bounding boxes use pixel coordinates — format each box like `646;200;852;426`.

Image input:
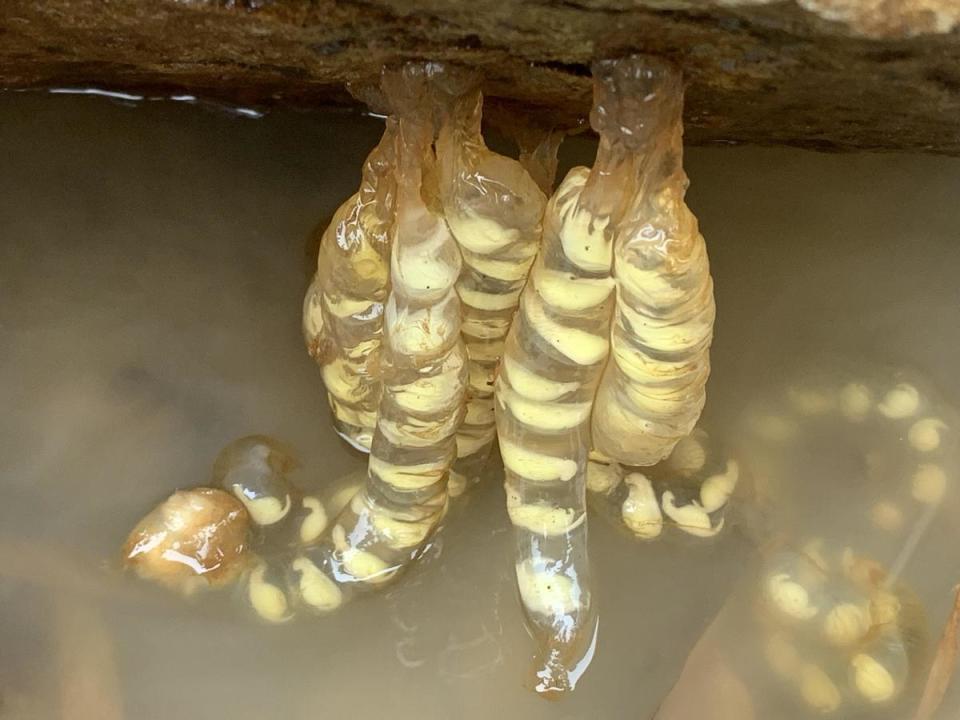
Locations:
304;65;469;604
739;370;956;610
515;127;565;196
212;436;332;550
494;58;647;694
437;88;546;490
303;119;398;452
483;101;566;195
591;57;715;467
213;435;299;527
203;438;365;621
758;543;918;714
586;429;739;540
244;554;296;623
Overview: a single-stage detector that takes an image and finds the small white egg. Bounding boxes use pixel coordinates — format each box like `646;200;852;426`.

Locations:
586;459;621;494
506;488;582;537
765;631;800;678
331;522;397;585
908;417;947;452
839;382;873;421
870;501;904;532
298;496;328;544
661;492;721;538
447;470;467;498
799;663;841;713
699;459;740;513
331;523;347;549
823;602;871;646
912;463;947;504
621;473;663;539
232;488;292;526
499;440;578;483
751;414;798;443
878;383;920;420
341;546;396;585
666;433;707;477
247;563;290;623
291;556;342;612
766;572;818;621
787;386;834;416
851;653;897;703
515;559;580;617
327;480;363;517
349;490;366;516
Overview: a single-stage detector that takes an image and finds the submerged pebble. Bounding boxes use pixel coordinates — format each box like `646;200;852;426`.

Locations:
123;487;250;594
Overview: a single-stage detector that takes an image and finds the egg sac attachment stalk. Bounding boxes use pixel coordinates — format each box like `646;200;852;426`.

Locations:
494;56;654;695
303;109;397;452
436;72;547;493
590;57;715;467
483;101;567;195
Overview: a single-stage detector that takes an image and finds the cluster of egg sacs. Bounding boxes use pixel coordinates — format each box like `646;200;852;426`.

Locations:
301;57;721;693
305;63;723;553
760;542;920;715
744;373;953;557
741;370;955;714
213;436;361;622
120;435;358;621
586;429;738;540
303;116;549;495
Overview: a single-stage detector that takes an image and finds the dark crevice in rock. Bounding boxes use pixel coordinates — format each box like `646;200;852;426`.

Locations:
530;61;591;78
925;67;960;94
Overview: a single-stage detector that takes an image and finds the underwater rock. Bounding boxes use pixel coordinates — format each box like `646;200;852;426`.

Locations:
123;487;251;594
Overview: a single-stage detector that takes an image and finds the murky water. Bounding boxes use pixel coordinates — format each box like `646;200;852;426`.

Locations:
1;92;959;719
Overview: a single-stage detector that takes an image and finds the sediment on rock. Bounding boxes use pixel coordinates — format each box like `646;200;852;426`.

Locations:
2;0;959;154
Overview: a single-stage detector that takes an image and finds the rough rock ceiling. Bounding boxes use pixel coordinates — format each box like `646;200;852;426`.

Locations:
2;0;959;153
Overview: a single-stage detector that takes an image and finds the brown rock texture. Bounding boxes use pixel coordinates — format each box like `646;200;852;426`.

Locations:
1;0;959;153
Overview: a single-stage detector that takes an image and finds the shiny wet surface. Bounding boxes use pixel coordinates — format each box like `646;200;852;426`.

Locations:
1;92;959;718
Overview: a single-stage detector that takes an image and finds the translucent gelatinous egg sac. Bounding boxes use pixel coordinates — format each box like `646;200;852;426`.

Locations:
308;62;469;606
438;79;546;491
212;435;298;526
304;118;397;452
122;488;250;595
587;426;737;541
496;53;682;695
590;59;715;467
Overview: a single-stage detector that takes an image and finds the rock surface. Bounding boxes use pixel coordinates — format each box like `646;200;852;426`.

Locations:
1;0;959;153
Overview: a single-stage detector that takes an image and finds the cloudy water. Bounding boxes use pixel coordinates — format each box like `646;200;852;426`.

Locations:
1;92;959;719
